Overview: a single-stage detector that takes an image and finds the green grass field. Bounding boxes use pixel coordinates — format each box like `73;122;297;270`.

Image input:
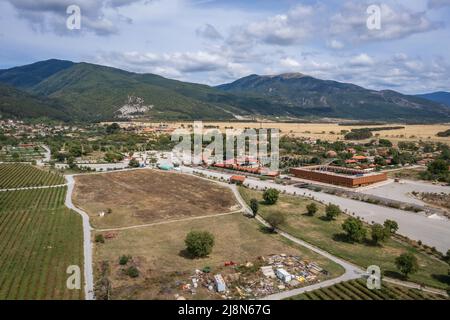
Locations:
239;187;450;290
289;279;448;300
0;186;84;299
0;163;65;189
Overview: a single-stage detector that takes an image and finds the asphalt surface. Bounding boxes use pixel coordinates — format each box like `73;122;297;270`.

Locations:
184;166;450;253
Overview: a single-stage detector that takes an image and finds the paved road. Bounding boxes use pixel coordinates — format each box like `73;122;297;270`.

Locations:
363;179;450;206
184;167;450;253
65;175;94;300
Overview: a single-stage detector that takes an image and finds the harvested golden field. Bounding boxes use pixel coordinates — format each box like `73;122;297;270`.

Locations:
73;169;239;229
114;121;450;144
93;213;344;300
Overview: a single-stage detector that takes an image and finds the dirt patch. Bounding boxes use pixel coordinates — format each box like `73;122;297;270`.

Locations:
93;213;343;300
73;169;239;228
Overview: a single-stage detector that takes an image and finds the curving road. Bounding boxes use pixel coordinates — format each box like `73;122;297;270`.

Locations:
65;175;94;300
230;185;364;300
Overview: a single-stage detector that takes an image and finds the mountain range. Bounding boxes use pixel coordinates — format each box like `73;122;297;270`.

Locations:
0;59;449;123
416;92;450;108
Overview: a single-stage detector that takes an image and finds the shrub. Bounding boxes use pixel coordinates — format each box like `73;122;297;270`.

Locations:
325;204;341;221
263;188;280;205
119;255;131;265
306;203;318;216
125;266;139;278
95;234;105;243
185;231;215;258
265;213;286;231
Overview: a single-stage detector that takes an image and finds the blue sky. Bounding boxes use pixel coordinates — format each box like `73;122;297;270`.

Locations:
0;0;449;94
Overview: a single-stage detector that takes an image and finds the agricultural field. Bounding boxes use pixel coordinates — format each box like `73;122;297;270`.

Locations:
0;163;65;189
120;121;450;144
239;187;450;290
73;169;239;228
0;145;45;162
0;187;84;299
289;279;448;300
93;212;344;300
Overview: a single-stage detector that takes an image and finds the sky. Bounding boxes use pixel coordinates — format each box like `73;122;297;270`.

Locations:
0;0;449;94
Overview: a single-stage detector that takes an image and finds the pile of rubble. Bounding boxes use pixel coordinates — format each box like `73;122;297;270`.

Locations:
174;254;329;300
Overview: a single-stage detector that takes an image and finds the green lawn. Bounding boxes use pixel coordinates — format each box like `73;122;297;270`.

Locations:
239;187;450;290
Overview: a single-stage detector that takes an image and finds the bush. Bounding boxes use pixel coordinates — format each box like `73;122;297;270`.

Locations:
306;203;318;216
128;158;140;168
342;217;366;243
119;255;131;265
263;188;280;205
265;213;286;231
325;204;341;220
95;234;105;243
185;231;215;258
125;266;139;278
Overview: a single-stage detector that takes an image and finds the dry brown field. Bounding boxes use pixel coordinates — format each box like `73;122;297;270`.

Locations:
93;212;344;300
110;121;450;144
73;169;239;229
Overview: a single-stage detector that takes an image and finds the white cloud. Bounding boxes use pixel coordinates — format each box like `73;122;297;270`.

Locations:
3;0;141;35
330;2;443;42
348;53;375;67
97;49;251;83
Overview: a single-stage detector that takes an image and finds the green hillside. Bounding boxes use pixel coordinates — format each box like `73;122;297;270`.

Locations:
217;73;450;122
0;84;71;121
1;60;449;122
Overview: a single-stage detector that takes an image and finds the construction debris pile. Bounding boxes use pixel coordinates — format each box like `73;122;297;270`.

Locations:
174;254;329;300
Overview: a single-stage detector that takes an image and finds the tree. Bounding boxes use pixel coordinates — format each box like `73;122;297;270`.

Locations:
250;199;259;217
428;159;449;175
263;188;280;205
265;213;285;232
128;158;140;168
325;204;341;221
395;253;419;279
378;139;393;147
383;219;399;235
306;202;318;216
342;217;366;243
445;249;450;265
371;223;388;245
185;231;215;258
106;123;121;134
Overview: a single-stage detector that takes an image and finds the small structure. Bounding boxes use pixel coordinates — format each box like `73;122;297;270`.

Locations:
214;274;227;293
230;175;246;185
158;164;173;171
260;266;276;278
275;268;292;283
